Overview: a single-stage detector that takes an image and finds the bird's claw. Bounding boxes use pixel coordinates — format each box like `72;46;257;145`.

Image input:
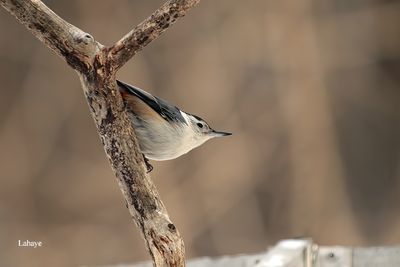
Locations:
143;155;153;173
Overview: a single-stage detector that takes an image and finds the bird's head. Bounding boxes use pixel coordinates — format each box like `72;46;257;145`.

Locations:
185;113;232;144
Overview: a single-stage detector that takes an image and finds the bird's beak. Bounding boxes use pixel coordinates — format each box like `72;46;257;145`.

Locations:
210;129;232;137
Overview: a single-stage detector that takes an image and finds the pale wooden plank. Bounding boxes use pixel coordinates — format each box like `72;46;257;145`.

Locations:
104;241;400;267
110;254;262;267
317;246;352;267
353;246;400;267
253;239;311;267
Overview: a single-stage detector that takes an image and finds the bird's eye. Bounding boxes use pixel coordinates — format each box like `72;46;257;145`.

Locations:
197;123;203;128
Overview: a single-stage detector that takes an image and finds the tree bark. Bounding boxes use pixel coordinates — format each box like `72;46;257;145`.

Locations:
0;0;200;266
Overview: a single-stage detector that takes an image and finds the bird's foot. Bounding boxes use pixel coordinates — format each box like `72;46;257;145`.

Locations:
143;155;153;173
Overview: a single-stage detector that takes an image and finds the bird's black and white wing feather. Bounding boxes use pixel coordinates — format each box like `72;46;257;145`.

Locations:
116;80;187;124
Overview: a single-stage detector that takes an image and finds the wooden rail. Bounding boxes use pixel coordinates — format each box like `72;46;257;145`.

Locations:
107;239;400;267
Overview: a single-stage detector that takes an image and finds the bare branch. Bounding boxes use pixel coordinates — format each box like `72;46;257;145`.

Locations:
0;0;202;266
108;0;200;70
0;0;100;72
81;75;185;267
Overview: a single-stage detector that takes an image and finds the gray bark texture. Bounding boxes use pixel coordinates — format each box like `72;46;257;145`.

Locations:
0;0;200;266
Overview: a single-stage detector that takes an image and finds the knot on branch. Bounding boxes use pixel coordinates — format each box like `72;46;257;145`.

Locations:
75;32;94;45
70;30;100;59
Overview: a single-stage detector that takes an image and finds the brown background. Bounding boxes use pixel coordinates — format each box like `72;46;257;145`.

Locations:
1;0;400;266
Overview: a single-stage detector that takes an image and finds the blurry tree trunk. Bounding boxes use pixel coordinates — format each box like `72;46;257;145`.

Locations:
0;0;200;266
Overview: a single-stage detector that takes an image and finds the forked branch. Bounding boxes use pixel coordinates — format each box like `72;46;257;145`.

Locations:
0;0;201;266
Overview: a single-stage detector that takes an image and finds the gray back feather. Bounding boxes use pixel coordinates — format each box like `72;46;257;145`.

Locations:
117;80;187;125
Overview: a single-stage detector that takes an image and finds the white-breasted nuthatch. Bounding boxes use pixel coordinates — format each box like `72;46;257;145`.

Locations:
117;80;231;172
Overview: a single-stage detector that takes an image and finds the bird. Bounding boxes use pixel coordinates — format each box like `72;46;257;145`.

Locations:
116;80;232;172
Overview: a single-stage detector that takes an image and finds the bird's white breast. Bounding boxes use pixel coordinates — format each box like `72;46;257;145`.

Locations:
130;115;191;161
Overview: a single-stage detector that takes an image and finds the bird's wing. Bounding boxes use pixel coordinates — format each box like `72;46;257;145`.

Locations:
116;80;187;124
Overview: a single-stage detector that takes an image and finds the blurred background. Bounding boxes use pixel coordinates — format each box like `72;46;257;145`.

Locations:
1;0;400;266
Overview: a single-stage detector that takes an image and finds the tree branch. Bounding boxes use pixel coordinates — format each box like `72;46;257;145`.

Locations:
0;0;100;72
108;0;200;70
0;0;200;266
